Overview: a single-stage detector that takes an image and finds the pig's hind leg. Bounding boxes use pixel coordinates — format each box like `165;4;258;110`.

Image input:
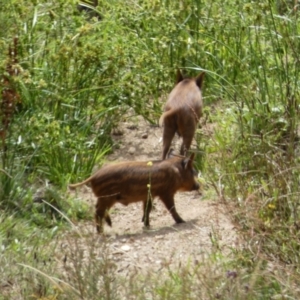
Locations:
162;118;177;160
180;128;195;156
95;197;115;233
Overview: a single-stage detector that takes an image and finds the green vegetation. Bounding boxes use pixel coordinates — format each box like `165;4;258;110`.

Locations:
1;0;300;298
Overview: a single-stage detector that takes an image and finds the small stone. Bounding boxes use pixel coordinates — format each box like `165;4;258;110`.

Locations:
128;147;136;155
112;128;124;136
121;245;131;251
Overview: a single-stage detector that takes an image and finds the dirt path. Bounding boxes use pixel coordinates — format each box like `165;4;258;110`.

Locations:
67;116;239;276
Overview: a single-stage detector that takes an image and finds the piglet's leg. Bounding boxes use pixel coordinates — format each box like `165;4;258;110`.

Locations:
95;207;104;234
162;122;176;160
161;195;185;224
180;129;195;156
95;198;115;233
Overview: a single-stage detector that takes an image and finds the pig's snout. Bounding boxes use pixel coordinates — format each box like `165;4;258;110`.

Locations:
192;180;200;191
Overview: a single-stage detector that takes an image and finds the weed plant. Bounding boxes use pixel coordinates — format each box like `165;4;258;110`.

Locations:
1;222;299;299
200;0;300;272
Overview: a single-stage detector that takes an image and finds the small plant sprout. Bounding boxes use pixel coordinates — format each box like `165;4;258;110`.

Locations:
145;161;153;227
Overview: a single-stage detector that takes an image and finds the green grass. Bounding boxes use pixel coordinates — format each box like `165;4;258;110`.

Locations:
1;218;298;299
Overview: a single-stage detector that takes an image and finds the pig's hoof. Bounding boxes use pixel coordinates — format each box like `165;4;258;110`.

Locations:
143;225;151;231
176;219;186;224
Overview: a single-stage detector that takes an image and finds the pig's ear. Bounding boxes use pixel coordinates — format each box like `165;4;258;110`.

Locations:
195;72;205;89
176;69;184;84
183;153;195;169
167;148;175;158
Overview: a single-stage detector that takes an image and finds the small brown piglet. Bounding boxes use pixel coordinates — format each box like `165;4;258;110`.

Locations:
69;152;200;233
160;70;205;159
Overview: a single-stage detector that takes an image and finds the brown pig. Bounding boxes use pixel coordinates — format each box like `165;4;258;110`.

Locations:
160;70;205;159
69;152;200;233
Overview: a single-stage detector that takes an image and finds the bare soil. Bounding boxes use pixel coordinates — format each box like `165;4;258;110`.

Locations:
66;116;239;276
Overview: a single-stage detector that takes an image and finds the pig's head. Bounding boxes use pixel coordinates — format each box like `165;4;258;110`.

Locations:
167;151;200;192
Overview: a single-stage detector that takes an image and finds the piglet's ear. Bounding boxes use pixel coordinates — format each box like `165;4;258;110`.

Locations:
176;69;184;84
195;72;205;89
184;153;195;169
